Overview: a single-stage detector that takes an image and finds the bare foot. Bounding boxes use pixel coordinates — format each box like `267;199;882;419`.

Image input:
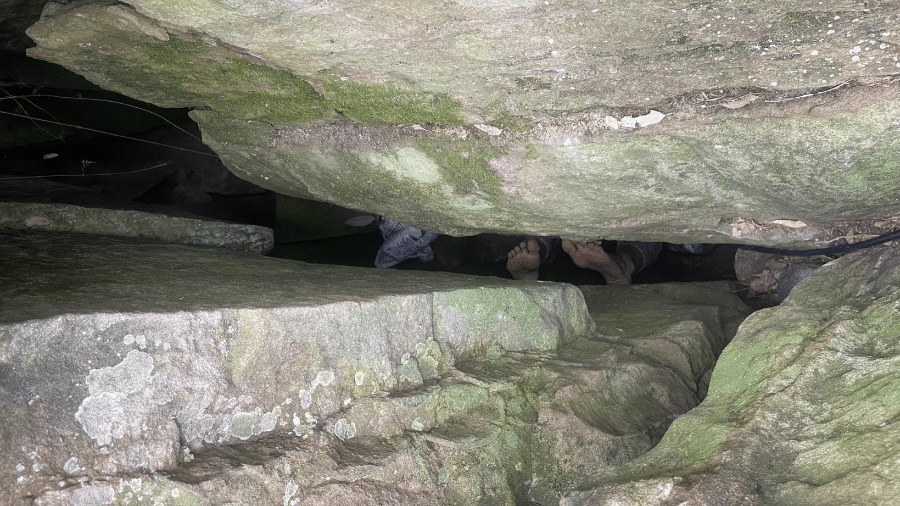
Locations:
562;239;633;286
506;239;541;280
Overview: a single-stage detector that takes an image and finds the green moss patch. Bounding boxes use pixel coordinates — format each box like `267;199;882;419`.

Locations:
414;134;504;197
131;37;324;123
320;79;464;125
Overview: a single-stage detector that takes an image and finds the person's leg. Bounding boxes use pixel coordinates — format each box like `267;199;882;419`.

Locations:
615;241;662;278
375;217;439;269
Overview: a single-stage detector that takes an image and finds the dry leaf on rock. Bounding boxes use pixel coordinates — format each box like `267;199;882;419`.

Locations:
473;124;502;136
24;216;52;227
721;94;759;109
772;219;808;229
617;110;666;129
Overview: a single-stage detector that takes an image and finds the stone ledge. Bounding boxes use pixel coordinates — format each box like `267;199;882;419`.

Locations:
0;201;274;254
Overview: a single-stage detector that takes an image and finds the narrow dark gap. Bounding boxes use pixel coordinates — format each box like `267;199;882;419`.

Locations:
268;231;740;287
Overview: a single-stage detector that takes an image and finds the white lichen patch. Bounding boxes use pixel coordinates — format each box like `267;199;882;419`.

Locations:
298;389;312;409
63;456;81;475
284;478;299;506
366;147;442;184
292;412;316;438
230;406;282;440
86;350;154;396
354;371;365;386
117;478;143;494
330;418;357;440
75;351;156;446
312;370;334;388
75;392;129;446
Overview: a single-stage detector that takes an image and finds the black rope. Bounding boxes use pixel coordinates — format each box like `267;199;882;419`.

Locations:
738;228;900;257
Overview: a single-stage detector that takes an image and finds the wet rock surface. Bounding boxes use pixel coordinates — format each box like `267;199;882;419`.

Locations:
0;230;746;505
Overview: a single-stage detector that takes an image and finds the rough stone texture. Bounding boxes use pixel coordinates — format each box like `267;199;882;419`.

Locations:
0;230;585;503
562;243;900;506
0;180;274;254
22;1;900;243
526;282;751;504
0;230;747;505
582;283;752;398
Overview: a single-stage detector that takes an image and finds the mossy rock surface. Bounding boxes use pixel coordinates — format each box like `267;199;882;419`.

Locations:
564;245;900;506
24;1;900;243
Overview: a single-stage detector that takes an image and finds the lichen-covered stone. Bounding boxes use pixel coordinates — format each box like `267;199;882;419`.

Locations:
0;229;749;505
0;229;588;503
563;244;900;506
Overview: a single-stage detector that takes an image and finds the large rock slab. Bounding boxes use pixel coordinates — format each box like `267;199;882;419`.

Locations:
563;243;900;505
0;230;748;505
24;1;900;243
0;229;586;504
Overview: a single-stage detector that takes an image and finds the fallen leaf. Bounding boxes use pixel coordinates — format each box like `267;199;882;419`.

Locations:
473;124;502;136
618;110;666;129
772;219;807;229
634;110;665;127
619;116;637;129
721;94;759;109
24;216;52;227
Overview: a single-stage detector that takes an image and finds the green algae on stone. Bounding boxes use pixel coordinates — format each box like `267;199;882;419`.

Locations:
320;78;465;125
136;37;325;123
433;286;582;356
414;134;505;198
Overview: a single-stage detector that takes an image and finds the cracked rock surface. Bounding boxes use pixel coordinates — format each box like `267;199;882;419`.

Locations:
563;243;900;506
